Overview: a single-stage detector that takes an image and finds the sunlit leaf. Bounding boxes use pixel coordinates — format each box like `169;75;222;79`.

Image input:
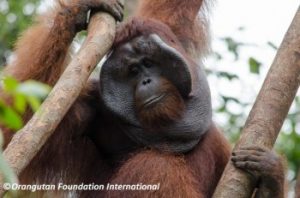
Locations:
2;76;19;92
17;80;51;99
26;95;41;112
248;57;262;74
13;93;27;114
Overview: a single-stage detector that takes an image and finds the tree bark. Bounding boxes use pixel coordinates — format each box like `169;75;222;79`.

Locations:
296;170;300;198
0;11;117;195
125;0;138;15
213;6;300;198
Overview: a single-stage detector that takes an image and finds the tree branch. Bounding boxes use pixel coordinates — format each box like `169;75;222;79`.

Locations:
213;6;300;198
0;11;117;195
296;170;300;198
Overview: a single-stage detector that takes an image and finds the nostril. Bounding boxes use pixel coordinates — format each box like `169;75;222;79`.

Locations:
142;78;152;85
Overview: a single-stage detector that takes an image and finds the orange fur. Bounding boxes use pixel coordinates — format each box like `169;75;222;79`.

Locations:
136;0;211;58
4;2;78;85
106;150;203;198
105;126;230;198
135;78;185;129
1;0;231;197
185;126;231;196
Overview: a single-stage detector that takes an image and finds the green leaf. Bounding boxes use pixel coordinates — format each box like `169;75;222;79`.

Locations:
222;37;242;60
217;71;239;81
221;96;240;104
26;95;41;112
2;76;19;92
248;57;262;74
213;52;223;60
0;105;23;130
217;105;226;112
13;93;27;114
17;80;51;99
267;42;278;50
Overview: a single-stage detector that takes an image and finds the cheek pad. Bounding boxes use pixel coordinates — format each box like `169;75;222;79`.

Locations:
100;34;193;124
100;61;138;125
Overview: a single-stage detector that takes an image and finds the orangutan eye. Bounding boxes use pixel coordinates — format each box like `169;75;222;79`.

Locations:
143;58;154;68
129;65;139;76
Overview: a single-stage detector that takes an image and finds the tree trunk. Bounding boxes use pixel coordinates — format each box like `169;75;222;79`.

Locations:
296;170;300;198
0;11;118;195
213;6;300;198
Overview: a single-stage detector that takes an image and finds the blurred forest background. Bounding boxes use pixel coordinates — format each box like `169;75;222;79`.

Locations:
0;0;299;195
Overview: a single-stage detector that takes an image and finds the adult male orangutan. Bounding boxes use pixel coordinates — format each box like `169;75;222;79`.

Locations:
2;0;285;197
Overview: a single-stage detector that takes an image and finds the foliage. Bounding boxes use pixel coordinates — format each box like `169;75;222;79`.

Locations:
1;76;51;130
0;0;40;66
209;34;300;180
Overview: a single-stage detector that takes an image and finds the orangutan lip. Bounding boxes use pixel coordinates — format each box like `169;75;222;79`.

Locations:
142;94;166;108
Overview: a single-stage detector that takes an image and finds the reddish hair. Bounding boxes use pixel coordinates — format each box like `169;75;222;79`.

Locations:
113;17;185;51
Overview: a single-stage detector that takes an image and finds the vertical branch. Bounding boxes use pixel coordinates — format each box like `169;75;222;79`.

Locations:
296;170;300;198
213;6;300;198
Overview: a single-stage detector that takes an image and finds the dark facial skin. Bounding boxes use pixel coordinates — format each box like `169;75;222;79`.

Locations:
100;34;212;153
232;146;285;198
100;34;193;127
127;57;185;128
